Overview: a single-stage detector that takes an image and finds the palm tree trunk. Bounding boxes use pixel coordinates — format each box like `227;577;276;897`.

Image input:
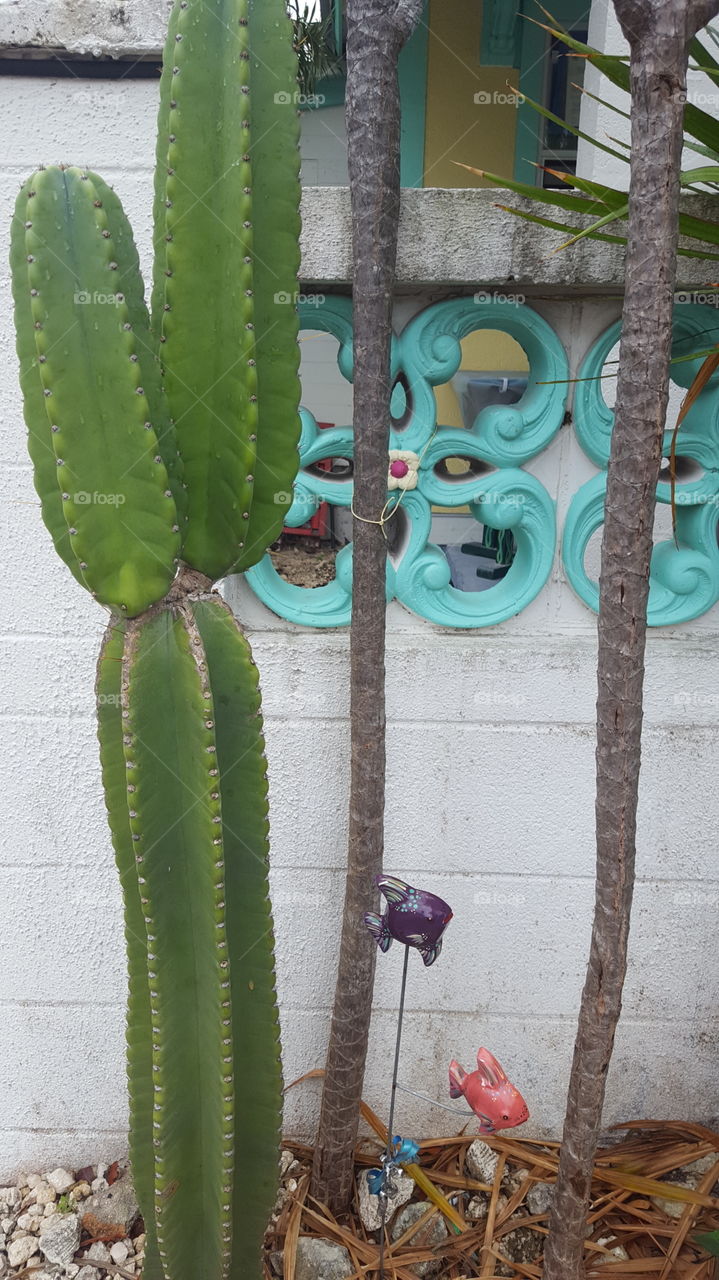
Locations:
310;0;423;1214
543;2;719;1277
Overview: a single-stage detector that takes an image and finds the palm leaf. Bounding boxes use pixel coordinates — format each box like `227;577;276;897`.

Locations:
493;203;629;247
508;82;628;164
669;346;719;539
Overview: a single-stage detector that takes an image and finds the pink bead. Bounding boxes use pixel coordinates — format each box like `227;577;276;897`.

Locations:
390;459;409;479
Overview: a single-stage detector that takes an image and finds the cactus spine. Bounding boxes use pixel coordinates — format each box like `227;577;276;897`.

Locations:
11;0;301;1276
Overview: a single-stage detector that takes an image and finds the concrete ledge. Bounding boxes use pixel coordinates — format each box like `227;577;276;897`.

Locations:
300;187;719;291
0;0;172;59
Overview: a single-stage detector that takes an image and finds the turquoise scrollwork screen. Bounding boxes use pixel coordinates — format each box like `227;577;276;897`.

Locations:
246;294;566;627
563;304;719;625
245;296;719;628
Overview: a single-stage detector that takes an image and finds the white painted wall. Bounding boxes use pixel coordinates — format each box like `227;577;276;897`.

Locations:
300;105;349;186
577;0;719;189
2;38;719;1182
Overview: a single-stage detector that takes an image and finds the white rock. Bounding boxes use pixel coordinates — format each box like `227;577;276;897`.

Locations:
87;1240;112;1263
39;1211;81;1266
0;1253;6;1275
295;1237;353;1280
391;1203;448;1278
501;1225;544;1266
279;1149;295;1178
595;1238;630;1264
465;1140;499;1186
46;1169;75;1195
90;1177;108;1194
25;1174;42;1190
0;1190;19;1210
526;1181;554;1216
111;1240;129;1265
650;1192;685;1220
16;1211;42;1231
357;1168;414;1232
466;1195;488;1220
75;1269;98;1280
34;1182;56;1207
1;1219;14;1234
82;1176;139;1236
7;1235;39;1268
682;1155;718;1181
134;1232;146;1252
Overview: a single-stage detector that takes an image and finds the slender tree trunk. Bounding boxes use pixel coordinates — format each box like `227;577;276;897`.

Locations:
543;2;719;1277
311;0;422;1214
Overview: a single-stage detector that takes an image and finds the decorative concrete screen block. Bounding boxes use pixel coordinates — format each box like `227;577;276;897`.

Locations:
563;303;719;624
246;294;568;627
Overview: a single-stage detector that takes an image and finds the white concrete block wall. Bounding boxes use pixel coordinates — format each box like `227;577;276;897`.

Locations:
2;61;719;1182
577;0;718;189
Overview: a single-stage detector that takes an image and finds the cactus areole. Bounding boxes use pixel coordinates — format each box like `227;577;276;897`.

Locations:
11;2;301;1277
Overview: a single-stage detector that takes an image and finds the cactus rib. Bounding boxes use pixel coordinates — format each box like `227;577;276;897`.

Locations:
192;597;282;1278
232;0;302;571
96;621;163;1280
89;174;188;532
11;190;85;587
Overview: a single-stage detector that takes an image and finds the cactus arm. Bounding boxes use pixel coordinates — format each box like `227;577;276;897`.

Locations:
151;0;257;580
231;0;302;571
95;621;164;1280
123;607;233;1280
192;598;281;1279
10;191;85;586
90;174;188;531
16;166;179;616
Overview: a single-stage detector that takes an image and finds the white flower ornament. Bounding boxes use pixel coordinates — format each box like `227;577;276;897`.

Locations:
388;449;420;491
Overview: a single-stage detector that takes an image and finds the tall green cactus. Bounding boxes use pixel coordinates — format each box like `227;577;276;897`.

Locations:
11;1;301;1276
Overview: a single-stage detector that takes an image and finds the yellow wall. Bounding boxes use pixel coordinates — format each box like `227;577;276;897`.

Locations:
423;0;520;189
434;330;529;430
432;331;529;510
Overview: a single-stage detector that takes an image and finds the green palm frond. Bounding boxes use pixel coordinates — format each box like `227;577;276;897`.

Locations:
288;0;344;98
471;16;719;256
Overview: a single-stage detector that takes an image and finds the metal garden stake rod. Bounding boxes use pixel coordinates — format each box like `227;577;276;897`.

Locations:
363;875;454;1279
378;941;410;1278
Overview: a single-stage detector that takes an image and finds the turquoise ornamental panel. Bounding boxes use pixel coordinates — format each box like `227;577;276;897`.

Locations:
245;295;567;628
564;304;719;625
394;474;556;627
397;297;568;464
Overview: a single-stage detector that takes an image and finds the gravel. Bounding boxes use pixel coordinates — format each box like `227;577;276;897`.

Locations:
0;1163;144;1277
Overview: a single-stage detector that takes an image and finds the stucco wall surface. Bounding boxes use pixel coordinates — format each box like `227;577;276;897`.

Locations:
1;53;719;1180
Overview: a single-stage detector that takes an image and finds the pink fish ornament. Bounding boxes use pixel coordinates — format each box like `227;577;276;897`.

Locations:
448;1047;529;1134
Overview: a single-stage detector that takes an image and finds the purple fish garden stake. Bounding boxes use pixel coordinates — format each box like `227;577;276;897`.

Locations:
365;875;454;966
364;875;453;1279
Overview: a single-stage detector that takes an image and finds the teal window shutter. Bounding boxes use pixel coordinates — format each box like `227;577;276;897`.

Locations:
480;0;521;67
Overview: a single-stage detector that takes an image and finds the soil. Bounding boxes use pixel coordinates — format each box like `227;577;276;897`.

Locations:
270;543;336;587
